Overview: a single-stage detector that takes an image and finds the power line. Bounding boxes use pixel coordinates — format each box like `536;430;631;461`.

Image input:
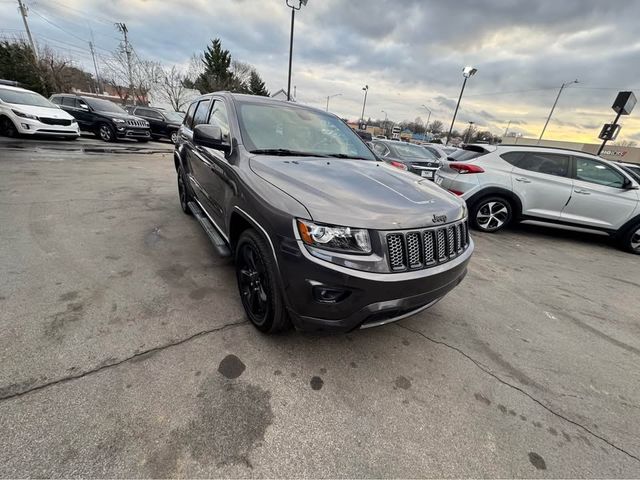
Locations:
29;7;89;43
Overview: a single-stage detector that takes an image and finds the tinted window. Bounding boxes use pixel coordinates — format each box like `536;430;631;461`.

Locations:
136;108;162;120
515;152;569;177
184;102;197;129
50;96;62;105
62;97;76;107
447;148;486;162
84;97;126;114
192;99;211;126
500;151;525;166
575;157;625;188
390;142;435;159
208;100;230;141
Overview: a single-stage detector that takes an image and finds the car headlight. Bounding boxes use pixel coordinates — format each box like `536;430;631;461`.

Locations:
112;118;126;123
12;109;38;120
297;219;371;254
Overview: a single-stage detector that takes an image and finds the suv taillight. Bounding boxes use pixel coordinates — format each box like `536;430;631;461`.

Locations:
449;162;484;174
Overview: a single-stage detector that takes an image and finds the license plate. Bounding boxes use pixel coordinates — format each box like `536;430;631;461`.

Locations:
421;170;434;179
435;176;444;185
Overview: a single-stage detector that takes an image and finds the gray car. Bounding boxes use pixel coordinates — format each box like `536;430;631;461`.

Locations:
174;93;473;333
370;139;442;180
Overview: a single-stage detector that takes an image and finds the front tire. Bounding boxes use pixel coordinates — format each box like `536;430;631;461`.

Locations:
0;116;19;137
170;131;178;144
620;222;640;254
471;196;513;232
177;166;192;215
97;123;115;142
235;229;290;333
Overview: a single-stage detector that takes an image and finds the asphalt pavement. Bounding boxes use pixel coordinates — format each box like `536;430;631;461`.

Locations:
0;137;639;477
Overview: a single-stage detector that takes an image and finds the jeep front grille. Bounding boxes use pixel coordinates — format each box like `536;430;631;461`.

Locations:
126;119;147;127
386;220;470;272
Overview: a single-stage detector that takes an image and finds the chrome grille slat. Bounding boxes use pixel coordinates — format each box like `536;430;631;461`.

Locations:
385;220;470;272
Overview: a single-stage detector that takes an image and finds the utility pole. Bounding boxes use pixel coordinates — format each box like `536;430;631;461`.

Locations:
503;120;511;137
17;0;38;59
116;22;135;105
89;40;102;94
538;79;578;144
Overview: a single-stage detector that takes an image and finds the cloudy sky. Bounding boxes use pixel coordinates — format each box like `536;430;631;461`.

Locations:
2;0;639;143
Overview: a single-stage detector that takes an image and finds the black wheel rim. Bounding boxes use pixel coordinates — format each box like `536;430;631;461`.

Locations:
177;171;187;210
99;125;112;141
171;132;177;143
237;243;270;325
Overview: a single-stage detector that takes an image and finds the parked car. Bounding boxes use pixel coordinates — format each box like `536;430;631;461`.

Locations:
0;85;80;139
174;93;473;333
370;139;442;180
50;94;151;142
422;143;452;161
125;105;183;143
435;144;640;254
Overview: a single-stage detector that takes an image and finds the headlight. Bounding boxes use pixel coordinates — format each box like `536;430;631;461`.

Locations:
112;118;126;123
297;219;371;254
12;109;38;120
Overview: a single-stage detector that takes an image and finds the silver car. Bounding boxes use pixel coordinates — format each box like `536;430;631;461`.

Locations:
435;144;640;254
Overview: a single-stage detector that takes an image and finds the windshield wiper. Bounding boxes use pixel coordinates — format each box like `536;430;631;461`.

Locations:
249;148;323;157
323;153;370;160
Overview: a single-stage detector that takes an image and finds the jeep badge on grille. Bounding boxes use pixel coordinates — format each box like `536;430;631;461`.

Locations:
432;214;447;224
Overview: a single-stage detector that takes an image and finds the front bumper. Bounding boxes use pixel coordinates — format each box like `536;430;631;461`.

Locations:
279;238;473;333
14;117;80;136
114;126;151;139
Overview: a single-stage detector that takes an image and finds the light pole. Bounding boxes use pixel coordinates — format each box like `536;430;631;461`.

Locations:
465;121;475;143
445;66;477;145
503;120;511;137
421;104;432;140
285;0;308;102
325;93;342;111
538;79;578;143
381;109;388;137
360;85;369;127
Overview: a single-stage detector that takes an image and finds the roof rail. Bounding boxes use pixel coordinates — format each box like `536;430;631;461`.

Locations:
498;143;596;155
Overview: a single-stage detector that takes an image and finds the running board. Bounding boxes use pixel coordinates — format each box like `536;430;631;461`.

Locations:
187;201;231;258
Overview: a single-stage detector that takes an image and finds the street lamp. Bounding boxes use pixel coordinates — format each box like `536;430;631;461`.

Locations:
465;121;475;143
503;120;512;137
445;66;477;145
421;104;432;140
381;109;388;136
285;0;309;102
538;79;578;143
360;85;369;127
325;93;342;111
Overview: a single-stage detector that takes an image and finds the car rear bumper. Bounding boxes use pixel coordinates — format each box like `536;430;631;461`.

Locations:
435;171;481;198
279;239;473;333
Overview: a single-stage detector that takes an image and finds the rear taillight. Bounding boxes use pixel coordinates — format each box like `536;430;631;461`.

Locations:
449;162;484;174
389;160;408;171
448;189;464;196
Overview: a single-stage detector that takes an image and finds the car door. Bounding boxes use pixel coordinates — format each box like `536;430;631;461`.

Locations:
197;97;234;229
506;151;573;220
134;107;164;137
184;98;216;214
560;156;640;229
73;98;94;130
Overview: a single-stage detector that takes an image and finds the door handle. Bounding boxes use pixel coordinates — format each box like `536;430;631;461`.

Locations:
574;189;590;195
514;177;532;183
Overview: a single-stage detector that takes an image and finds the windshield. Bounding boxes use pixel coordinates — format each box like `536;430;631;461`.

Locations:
237;102;376;160
164;110;184;123
85;97;127;114
0;88;57;108
391;142;437;159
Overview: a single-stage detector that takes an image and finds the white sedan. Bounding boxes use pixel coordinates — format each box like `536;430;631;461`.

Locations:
0;85;80;139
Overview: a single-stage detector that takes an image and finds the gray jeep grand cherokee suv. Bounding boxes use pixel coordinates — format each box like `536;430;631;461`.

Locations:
174;93;473;333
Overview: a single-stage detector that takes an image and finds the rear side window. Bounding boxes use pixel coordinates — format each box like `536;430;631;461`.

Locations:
192;99;211;126
183;101;198;129
50;96;61;105
512;152;569;177
62;97;76;107
575;157;625;188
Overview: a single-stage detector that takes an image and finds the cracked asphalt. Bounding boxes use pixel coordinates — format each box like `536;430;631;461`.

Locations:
1;138;639;477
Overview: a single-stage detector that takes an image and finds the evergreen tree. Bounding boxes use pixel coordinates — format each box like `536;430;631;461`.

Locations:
248;70;269;96
195;38;233;93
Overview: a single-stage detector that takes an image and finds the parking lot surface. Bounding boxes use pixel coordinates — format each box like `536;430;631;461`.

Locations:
1;139;639;477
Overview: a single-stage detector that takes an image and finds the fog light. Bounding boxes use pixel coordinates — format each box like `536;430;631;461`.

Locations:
312;286;351;304
117;126;125;131
21;123;30;129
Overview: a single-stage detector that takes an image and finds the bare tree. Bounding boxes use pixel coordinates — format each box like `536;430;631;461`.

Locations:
613;139;638;148
101;47;161;104
154;65;190;111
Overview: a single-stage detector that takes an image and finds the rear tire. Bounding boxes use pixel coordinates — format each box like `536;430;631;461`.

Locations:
471;196;513;233
177;166;192;216
0;116;19;137
619;222;640;254
235;229;290;334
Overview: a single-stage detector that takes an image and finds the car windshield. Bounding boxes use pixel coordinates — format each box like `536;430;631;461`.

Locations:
0;88;57;108
85;97;127;114
236;102;376;160
391;142;437;159
164;110;184;122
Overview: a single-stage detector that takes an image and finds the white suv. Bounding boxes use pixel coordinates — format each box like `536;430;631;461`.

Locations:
435;144;640;254
0;85;80;139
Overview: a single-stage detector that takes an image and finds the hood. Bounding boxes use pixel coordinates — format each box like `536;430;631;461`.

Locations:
8;103;74;120
249;156;465;230
97;111;145;122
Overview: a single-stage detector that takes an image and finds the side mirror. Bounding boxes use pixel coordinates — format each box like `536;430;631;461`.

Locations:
623;177;640;190
79;103;89;110
193;124;230;152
